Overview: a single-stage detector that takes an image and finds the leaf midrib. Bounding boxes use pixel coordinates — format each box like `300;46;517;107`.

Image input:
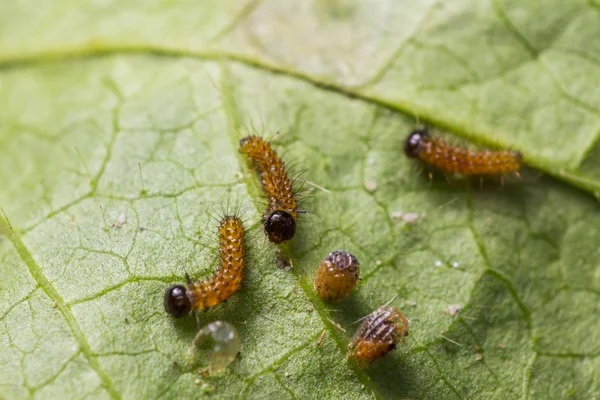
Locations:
217;62;385;399
1;41;597;400
0;212;122;400
0;44;599;197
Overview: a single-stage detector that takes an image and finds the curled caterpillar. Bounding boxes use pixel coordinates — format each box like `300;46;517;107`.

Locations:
164;215;246;318
314;250;360;302
405;128;522;176
239;135;298;244
349;305;409;365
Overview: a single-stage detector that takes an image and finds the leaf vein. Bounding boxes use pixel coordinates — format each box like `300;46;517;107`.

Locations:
0;212;122;400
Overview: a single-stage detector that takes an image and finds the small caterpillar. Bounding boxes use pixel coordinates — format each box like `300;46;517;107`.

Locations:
239;135;298;244
164;215;246;318
314;250;360;302
404;128;522;177
349;305;409;365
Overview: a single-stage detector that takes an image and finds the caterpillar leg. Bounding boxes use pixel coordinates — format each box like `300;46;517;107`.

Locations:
513;171;522;180
409;162;421;175
444;173;452;185
194;311;201;329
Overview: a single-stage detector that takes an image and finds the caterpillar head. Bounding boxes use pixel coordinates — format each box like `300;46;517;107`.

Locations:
264;210;296;244
164;285;192;318
404;128;430;158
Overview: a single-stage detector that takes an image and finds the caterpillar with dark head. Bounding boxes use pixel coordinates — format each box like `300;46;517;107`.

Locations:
239;135;299;244
164;215;246;318
405;128;522;177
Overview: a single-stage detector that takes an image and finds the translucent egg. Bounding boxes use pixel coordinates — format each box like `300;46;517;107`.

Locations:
189;321;240;375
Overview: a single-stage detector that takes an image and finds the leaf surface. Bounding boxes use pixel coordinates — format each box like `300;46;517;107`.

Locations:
1;1;599;399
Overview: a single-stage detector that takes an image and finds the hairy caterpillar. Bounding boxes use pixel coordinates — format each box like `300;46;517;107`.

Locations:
349;305;409;364
239;135;299;244
405;128;522;177
164;215;246;318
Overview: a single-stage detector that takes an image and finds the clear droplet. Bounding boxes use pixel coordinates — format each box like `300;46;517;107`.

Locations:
189;321;240;375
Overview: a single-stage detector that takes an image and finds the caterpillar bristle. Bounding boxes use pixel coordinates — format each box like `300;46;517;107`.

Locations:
405;128;522;179
240;135;305;244
164;215;247;318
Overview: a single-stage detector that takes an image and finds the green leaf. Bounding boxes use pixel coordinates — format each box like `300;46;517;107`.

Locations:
1;1;599;399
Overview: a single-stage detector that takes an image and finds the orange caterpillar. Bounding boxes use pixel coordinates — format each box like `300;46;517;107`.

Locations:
314;250;360;302
404;128;522;177
349;305;409;365
164;215;245;318
239;135;298;244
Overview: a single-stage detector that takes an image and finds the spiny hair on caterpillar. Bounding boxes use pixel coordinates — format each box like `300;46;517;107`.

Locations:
352;295;399;324
202;201;251;259
348;296;409;364
248;166;311;213
404;126;523;184
191;203;249;254
239;133;312;244
164;209;248;318
237;125;313;206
